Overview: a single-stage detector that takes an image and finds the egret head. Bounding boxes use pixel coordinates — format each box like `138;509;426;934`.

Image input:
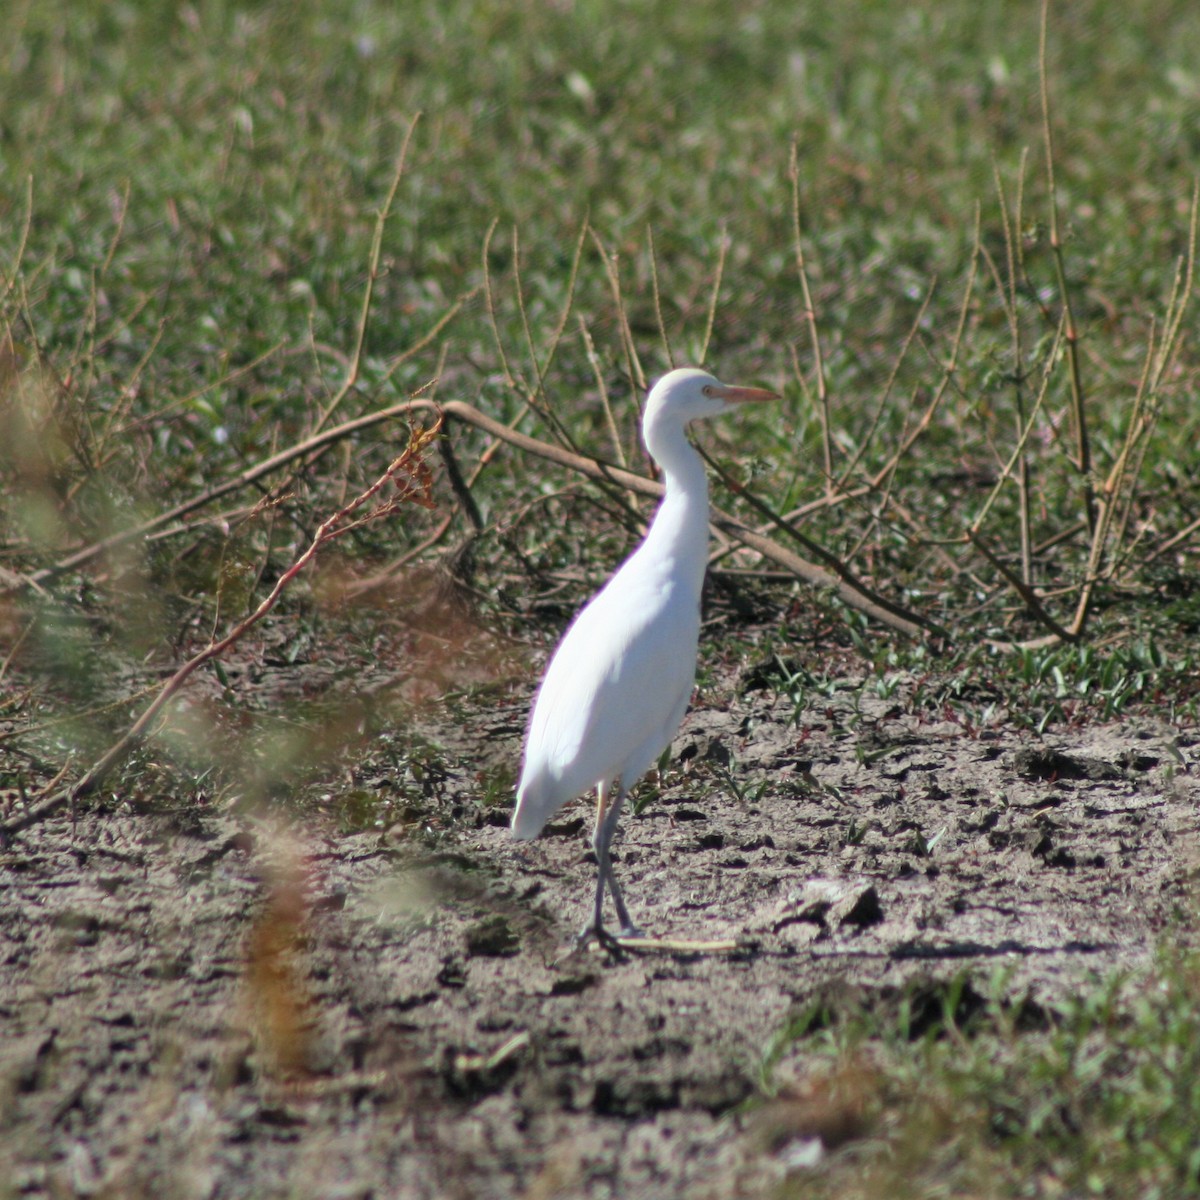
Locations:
645;367;777;425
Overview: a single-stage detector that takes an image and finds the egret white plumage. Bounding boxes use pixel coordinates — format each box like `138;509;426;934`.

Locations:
511;367;778;943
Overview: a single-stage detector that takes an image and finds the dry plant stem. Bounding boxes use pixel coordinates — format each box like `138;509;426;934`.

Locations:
438;433;485;533
0;174;34;305
18;381;438;590
512;217;590;412
482;218;519;389
539;217;592;383
1152;179;1198;381
969;318;1063;535
109;339;287;439
1067;339;1157;637
590;230;646;396
0;618;34;685
1039;0;1095;534
1065;182;1194;629
4;425;440;837
990;155;1034;585
100;179;131;277
508;227;590;455
884;498;969;583
967;530;1076;643
700;450;942;640
1151;513;1200;564
93;318;167;461
699;225;728;366
833;282;936;492
340;512;456;597
1102;348;1157;563
511;227;551;409
763;244;971;540
646;225;675;367
313;114;421;434
381;288;480;385
789;141;833;494
579;316;627;468
802;229;975;529
487;219;588;451
1125;182;1197;569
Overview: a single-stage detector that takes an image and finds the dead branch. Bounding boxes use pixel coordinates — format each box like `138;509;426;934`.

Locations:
13;381;440;591
424;401;939;640
13;373;945;646
3;422;440;838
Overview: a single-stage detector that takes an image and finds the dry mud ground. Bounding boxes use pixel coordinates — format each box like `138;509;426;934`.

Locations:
3;661;1199;1199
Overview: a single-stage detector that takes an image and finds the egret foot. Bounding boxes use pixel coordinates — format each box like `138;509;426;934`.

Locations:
575;920;643;952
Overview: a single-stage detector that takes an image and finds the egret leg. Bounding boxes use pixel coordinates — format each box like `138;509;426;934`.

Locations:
578;779;642;945
578;782;614;945
600;790;639;936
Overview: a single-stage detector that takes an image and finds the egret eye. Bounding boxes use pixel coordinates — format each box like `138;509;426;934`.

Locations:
701;385;715;397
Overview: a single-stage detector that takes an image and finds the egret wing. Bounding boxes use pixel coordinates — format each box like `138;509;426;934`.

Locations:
513;555;699;837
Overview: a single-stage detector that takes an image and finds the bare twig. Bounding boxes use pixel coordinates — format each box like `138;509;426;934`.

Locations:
1067;333;1158;637
1039;0;1095;534
590;230;646;396
541;217;592;385
4;423;441;836
14;381;439;591
1150;511;1200;565
991;152;1034;585
494;220;590;452
0;174;34;305
699;224;728;366
700;449;945;641
967;529;1076;643
106;338;288;439
482;218;519;390
833;279;938;493
313;114;421;433
340;512;457;597
1151;178;1198;388
438;430;484;533
969;317;1063;535
789;140;833;495
579;315;627;468
512;226;549;408
646;225;675;367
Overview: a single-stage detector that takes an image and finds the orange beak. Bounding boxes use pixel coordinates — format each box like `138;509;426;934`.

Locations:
710;383;779;405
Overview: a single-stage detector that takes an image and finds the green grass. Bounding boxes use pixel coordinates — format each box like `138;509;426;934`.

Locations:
756;948;1200;1198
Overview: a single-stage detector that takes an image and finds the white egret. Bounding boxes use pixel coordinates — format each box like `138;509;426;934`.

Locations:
511;367;778;943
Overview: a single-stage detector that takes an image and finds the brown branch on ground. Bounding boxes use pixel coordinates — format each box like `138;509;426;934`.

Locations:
965;530;1077;645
